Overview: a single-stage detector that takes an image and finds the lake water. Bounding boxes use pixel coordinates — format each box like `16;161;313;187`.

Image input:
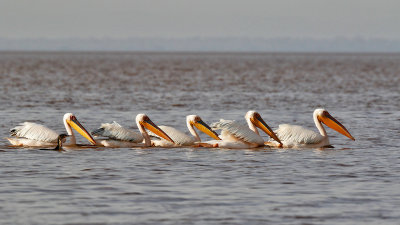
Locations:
0;52;399;224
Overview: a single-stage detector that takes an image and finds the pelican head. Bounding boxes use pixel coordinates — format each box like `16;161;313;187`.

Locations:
314;108;355;141
245;111;282;145
63;113;96;145
136;114;174;143
187;115;221;140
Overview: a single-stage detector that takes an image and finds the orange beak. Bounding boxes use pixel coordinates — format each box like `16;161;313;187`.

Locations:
251;114;282;145
319;112;355;141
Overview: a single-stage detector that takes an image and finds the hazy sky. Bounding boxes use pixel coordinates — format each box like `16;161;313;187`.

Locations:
1;0;399;39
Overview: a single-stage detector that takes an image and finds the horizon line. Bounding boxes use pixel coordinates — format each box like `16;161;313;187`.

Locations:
1;36;400;40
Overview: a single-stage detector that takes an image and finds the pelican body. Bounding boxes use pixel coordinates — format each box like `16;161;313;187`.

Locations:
91;114;174;147
267;108;355;148
150;115;221;147
7;113;96;147
200;111;282;149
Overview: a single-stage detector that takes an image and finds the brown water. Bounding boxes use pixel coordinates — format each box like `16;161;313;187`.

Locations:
0;52;399;224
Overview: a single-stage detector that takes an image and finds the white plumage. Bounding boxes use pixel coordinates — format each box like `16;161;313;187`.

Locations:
267;109;355;148
150;125;195;146
149;115;220;147
199;111;282;149
91;114;175;147
211;119;264;145
92;121;143;143
10;122;59;143
7;113;96;147
272;124;324;146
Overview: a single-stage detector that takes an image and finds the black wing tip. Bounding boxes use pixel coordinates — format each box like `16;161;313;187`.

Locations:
91;127;104;136
10;129;17;136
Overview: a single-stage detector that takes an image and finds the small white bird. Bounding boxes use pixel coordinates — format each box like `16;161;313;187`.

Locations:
150;115;221;147
266;108;355;148
199;111;282;149
91;114;174;147
7;113;96;147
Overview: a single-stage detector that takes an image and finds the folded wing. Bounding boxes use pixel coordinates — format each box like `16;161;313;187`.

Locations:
10;122;59;143
211;119;264;145
148;125;195;146
92;121;143;143
273;124;324;144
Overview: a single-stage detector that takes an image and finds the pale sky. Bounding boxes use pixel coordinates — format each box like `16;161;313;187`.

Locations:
1;0;399;39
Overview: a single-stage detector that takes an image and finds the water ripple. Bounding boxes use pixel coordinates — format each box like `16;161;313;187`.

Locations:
0;52;399;224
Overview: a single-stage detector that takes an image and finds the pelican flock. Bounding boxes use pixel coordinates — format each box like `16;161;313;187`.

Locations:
7;109;355;149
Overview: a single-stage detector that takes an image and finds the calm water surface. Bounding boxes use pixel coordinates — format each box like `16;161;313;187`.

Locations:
0;52;399;224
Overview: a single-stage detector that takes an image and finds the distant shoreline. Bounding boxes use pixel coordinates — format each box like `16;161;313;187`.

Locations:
1;37;400;53
0;50;399;55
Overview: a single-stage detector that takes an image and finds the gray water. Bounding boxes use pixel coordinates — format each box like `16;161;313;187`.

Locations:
0;52;399;224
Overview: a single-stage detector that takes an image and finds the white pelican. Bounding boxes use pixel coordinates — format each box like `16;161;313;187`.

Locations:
7;113;96;147
150;115;221;147
199;111;282;149
266;108;355;148
91;114;174;147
